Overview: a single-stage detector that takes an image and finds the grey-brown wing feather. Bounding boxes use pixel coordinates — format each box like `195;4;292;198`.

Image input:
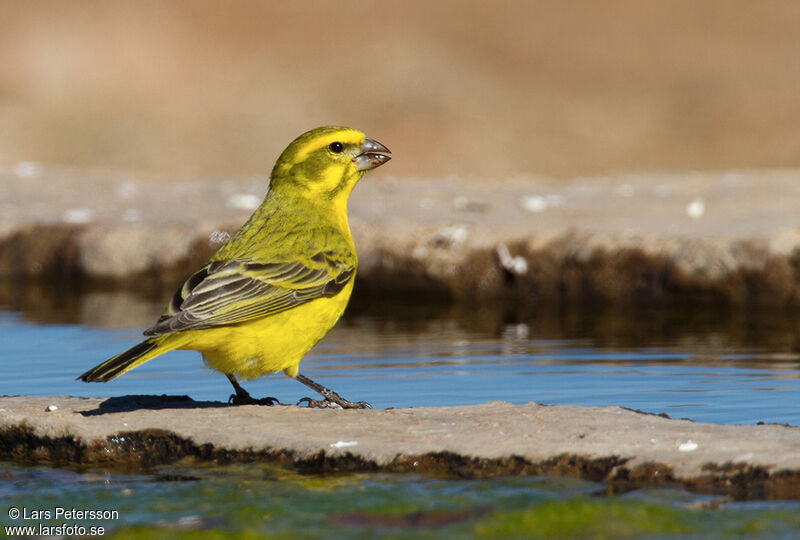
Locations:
143;255;354;337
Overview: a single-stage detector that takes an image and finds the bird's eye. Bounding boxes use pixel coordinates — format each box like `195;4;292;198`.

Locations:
328;142;344;154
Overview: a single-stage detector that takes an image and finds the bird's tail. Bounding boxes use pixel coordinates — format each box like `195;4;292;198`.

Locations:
78;337;178;382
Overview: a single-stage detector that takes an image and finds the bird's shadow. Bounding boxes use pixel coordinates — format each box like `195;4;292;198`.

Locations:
78;394;229;416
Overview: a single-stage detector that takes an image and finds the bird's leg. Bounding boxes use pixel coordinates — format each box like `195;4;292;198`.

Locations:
226;374;282;406
295;373;371;409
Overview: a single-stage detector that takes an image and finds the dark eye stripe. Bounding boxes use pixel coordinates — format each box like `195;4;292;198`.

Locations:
328;142;344;153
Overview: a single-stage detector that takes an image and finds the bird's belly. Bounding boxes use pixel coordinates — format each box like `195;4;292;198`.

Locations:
176;284;352;380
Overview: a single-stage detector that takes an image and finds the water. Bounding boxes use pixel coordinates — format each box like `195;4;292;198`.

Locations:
2;287;800;537
2;463;800;539
1;291;800;425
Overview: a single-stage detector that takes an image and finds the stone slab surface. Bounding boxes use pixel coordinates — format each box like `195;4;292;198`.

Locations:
2;396;799;499
2;167;800;305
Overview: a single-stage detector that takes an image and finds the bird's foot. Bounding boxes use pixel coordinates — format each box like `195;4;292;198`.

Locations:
228;393;283;406
297;396;371;409
225;373;282;405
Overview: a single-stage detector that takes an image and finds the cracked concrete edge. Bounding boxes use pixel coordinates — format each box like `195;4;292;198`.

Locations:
3;170;800;305
1;396;799;500
3;221;800;307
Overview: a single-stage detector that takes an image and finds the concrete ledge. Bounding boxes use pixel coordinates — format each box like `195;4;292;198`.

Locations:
2;168;800;306
2;396;799;500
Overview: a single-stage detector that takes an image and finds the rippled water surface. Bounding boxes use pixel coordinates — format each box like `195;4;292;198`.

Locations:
2;289;800;425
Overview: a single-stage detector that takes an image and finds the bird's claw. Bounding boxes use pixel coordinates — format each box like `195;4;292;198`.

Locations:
228;393;282;406
297;397;371;409
297;397;340;409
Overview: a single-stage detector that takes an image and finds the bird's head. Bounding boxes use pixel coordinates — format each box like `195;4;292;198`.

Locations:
269;126;391;203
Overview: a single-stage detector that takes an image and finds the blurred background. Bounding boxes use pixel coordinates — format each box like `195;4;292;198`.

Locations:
5;5;800;529
1;0;799;180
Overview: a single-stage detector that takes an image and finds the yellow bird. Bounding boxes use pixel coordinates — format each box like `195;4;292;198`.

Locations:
79;126;391;408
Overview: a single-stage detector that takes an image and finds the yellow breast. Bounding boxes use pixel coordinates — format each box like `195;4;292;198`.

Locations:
176;280;353;380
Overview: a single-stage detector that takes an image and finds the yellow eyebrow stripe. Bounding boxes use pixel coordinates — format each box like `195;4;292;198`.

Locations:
290;128;364;164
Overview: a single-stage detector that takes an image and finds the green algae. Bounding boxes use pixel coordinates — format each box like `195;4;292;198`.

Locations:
476;500;693;539
4;462;800;539
476;500;800;539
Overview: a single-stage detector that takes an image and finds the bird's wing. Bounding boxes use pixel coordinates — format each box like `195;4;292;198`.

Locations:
143;252;355;337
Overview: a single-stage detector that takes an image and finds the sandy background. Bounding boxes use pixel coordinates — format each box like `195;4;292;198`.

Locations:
1;1;800;180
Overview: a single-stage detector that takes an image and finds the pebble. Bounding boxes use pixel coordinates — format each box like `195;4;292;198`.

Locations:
430;224;469;248
209;230;231;246
62;208;94;224
521;195;547;213
496;244;528;275
13;161;41;179
330;440;358;449
686;198;705;219
678;440;699;452
227;193;261;210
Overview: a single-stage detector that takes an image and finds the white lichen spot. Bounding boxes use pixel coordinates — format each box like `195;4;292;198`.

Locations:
123;209;141;222
330;440;358;449
46;404;58;412
496;244;528;275
522;194;563;212
678;440;699;452
686;198;705;219
62;208;94;224
14;161;41;179
419;197;435;210
429;224;469;248
209;231;231;246
521;195;547;213
227;193;261;210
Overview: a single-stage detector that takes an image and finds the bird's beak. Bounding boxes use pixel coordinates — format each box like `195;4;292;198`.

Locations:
354;138;391;171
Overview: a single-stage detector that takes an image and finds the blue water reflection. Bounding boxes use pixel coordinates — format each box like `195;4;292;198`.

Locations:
1;311;798;425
